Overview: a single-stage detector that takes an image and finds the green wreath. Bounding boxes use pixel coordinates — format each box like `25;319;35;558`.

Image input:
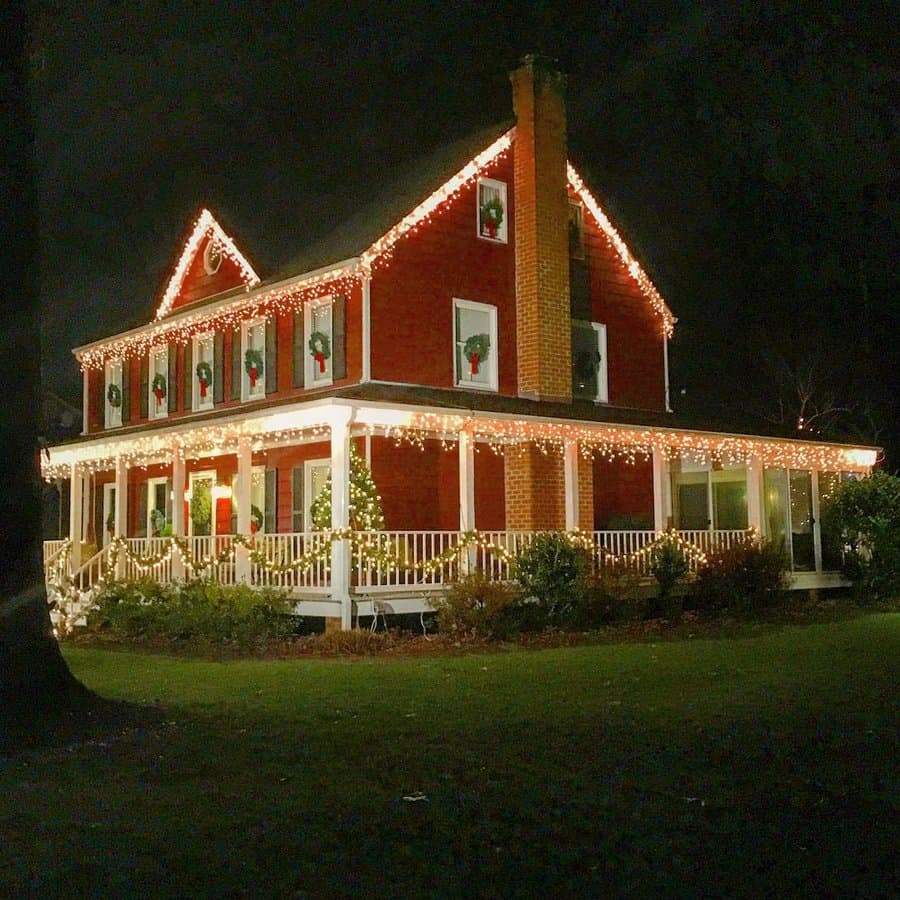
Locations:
151;373;167;399
106;383;122;408
463;333;490;376
196;360;213;384
480;197;504;237
308;331;331;374
244;348;264;385
250;504;264;533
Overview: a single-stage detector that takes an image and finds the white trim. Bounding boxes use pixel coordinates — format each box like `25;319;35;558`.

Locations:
241;317;267;402
146;475;170;537
305;296;334;389
361;275;371;383
453;298;498;392
476;177;508;243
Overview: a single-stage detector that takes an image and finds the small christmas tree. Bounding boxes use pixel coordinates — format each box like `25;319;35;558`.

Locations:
311;443;385;531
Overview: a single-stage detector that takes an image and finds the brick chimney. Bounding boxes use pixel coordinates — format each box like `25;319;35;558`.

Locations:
510;55;571;403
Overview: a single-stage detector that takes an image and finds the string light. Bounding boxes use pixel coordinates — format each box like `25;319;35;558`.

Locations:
155;209;261;319
568;163;676;337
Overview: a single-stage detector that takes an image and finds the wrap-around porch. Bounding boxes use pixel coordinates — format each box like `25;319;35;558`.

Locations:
42;398;876;629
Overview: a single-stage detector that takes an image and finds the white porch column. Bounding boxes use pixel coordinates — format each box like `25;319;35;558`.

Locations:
114;456;128;579
171;446;186;581
235;435;252;583
69;462;83;571
458;430;476;575
652;449;671;532
746;457;763;534
330;407;353;630
564;440;579;530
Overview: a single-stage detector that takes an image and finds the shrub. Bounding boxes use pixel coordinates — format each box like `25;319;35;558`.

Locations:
820;471;900;601
433;572;522;640
311;628;393;655
649;539;689;620
87;579;294;648
691;537;790;613
513;532;590;629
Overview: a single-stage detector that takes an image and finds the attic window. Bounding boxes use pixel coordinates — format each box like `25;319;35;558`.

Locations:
477;178;507;243
568;201;584;258
203;239;222;275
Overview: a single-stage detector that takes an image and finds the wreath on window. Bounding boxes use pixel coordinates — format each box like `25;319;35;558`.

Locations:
106;383;122;408
196;360;213;399
308;331;331;375
250;503;264;534
151;373;167;407
574;349;601;383
463;333;490;376
480;197;504;239
244;348;264;388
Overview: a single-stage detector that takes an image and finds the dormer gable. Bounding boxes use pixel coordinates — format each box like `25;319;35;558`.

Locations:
155;208;260;319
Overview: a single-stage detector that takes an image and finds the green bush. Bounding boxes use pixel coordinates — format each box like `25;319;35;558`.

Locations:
514;533;590;629
434;572;522;639
87;579;294;648
649;539;689;620
690;537;790;613
580;565;648;626
820;471;900;601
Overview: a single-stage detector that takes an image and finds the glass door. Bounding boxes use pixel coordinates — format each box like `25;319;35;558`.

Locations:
189;472;215;536
789;469;815;571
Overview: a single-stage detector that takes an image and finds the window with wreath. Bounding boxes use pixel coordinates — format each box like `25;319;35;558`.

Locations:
241;318;266;401
148;346;169;419
192;332;215;411
454;299;498;391
477;178;508;243
305;299;333;386
571;321;607;403
104;358;123;428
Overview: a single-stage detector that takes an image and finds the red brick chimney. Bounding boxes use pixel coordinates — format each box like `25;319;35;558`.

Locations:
509;55;572;403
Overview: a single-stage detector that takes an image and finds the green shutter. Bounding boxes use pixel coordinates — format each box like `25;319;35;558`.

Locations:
265;319;278;394
230;327;241;400
168;343;177;412
265;468;278;533
140;356;149;418
292;311;305;388
291;466;304;532
183;342;193;412
332;295;346;381
214;332;224;403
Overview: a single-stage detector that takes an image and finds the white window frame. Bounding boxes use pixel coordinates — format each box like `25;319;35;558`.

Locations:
104;358;123;429
304;297;334;388
592;322;609;404
453;298;498;392
251;465;267;535
241;317;266;402
304;459;332;531
203;239;222;275
102;482;117;546
192;332;215;412
476;177;508;244
148;346;169;420
187;470;216;537
146;476;170;537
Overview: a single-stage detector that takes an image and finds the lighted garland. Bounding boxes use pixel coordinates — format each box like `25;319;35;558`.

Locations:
308;331;331;374
106;383;122;408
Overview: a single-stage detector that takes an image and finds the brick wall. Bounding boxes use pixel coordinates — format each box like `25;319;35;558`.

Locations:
511;57;572;403
577;447;594;531
504;442;566;530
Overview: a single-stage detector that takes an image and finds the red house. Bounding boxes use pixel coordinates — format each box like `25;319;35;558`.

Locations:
43;58;877;629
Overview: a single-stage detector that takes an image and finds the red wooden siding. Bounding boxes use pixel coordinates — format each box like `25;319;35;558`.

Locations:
474;446;505;530
168;236;249;314
369;153;518;394
571;185;667;411
591;456;655;530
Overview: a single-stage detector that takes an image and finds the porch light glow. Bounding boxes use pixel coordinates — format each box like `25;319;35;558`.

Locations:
212;484;232;500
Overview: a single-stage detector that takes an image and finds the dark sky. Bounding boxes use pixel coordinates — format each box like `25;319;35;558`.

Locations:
31;0;899;460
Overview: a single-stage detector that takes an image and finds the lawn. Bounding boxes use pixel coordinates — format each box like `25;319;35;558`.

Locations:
2;615;898;897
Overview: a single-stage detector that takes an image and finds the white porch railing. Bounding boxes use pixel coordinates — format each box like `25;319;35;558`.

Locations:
44;529;753;598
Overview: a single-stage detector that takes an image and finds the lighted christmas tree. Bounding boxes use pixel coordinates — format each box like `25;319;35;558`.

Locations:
311;443;385;531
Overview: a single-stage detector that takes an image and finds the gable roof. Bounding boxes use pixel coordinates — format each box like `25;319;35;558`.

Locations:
155;209;261;319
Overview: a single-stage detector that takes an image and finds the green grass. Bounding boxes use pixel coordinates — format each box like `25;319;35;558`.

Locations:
2;615;898;897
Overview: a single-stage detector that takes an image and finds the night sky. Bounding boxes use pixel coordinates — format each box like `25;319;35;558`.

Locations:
31;1;899;462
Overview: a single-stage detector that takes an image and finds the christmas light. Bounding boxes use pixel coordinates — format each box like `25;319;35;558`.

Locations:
567;163;676;337
155;209;261;319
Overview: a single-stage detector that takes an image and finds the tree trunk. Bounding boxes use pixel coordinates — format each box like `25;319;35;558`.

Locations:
0;21;88;721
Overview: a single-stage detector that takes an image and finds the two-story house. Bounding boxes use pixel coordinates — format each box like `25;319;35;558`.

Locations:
43;58;877;629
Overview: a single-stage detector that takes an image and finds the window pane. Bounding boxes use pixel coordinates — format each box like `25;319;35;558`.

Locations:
310;303;332;383
572;323;599;399
456;306;491;386
789;469;815;571
818;471;843;569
